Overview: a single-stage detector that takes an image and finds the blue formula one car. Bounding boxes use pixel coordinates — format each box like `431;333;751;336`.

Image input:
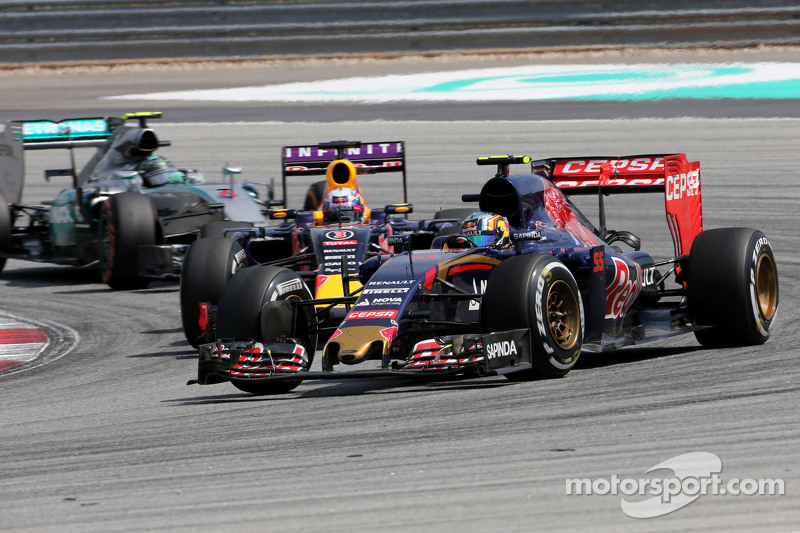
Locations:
179;140;467;347
189;153;779;395
0;112;269;289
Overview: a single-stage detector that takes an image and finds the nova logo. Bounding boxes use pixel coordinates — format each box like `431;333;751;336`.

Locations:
372;297;402;305
486;340;518;359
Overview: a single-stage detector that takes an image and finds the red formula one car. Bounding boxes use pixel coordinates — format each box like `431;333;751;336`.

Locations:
189;153;779;395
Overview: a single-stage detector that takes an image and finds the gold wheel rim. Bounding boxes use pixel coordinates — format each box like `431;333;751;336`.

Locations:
547;280;580;351
756;253;777;321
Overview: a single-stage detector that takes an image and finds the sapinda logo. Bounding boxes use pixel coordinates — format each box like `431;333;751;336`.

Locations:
485;340;518;359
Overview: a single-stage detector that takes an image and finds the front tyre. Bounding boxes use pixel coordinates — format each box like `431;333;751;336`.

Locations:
180;237;247;348
481;254;584;379
216;265;316;394
687;227;779;347
98;192;157;290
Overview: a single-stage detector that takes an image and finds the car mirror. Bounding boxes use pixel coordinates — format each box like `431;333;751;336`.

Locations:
385;203;413;215
269;208;297;220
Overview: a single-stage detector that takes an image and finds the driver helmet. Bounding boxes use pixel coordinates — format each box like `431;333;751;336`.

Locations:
322;187;365;223
459;212;510;248
138;155;181;187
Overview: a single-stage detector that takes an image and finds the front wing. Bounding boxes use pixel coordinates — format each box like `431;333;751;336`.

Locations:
189;328;532;386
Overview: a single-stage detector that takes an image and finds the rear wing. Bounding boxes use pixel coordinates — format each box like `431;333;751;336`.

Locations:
18;117;111;150
280;140;407;208
534;154;702;256
0;112;163;204
535;154;672;194
0;117;111;204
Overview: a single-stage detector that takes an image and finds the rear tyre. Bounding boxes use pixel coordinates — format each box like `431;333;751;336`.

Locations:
98;192;157;290
0;192;11;274
198;220;254;239
687;227;779;347
180;237;247;348
216;265;316;394
303;180;327;211
481;254;583;379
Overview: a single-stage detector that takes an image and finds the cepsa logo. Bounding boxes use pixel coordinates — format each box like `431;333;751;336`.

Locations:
557;158;665;175
345;310;398;320
666;170;700;201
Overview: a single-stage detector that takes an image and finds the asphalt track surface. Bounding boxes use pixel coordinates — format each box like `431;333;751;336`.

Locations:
1;49;799;532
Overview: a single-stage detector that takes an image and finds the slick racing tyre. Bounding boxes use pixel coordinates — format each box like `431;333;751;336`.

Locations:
98;192;157;290
180;237;247;348
0;192;11;274
303;180;327;211
481;254;584;379
687;227;779;347
216;265;316;394
198;220;254;239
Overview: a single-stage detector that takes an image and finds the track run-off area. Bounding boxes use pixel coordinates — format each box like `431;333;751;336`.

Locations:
107;62;800;103
1;48;798;532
